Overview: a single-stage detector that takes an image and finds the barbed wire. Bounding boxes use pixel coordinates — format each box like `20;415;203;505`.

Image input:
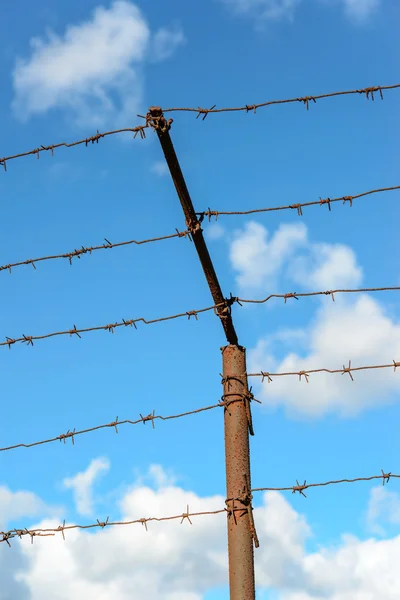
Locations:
0;507;227;546
0;229;190;274
247;359;400;383
0;301;224;350
197;185;400;220
251;471;399;497
0;125;148;171
0;394;262;452
162;84;400;118
238;286;400;306
3;84;398;171
2;470;398;545
2;286;399;350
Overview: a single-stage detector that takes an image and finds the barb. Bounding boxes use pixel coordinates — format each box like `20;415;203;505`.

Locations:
0;508;227;545
197;185;400;220
0;126;148;171
162;83;400;116
0;398;251;452
0;229;190;274
248;359;400;382
251;470;399;495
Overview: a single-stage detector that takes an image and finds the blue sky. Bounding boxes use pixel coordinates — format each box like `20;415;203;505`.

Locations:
0;0;399;598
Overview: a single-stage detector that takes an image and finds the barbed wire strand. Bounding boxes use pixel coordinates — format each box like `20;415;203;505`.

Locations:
1;394;263;452
197;185;400;220
0;302;222;350
2;286;400;350
2;471;398;545
238;286;400;306
162;83;400;118
2;84;399;171
0;508;227;546
0;229;190;274
251;471;399;496
247;359;400;382
0;125;148;171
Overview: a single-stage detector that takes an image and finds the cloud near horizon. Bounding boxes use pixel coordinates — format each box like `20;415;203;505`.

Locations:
2;464;400;599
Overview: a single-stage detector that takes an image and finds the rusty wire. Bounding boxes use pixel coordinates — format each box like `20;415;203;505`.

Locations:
0;302;222;349
197;185;400;220
238;286;400;306
0;507;227;546
2;84;398;171
162;83;400;118
0;394;261;452
0;125;148;171
2;470;398;545
2;286;400;350
247;359;400;383
0;229;190;274
251;470;399;497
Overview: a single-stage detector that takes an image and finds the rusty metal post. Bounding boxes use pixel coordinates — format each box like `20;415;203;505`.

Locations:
147;106;255;597
222;344;256;599
147;107;238;346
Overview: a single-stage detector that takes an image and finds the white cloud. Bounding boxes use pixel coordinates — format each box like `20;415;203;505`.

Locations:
229;221;307;291
229;221;361;293
13;466;227;600
12;2;184;127
221;0;381;23
150;25;186;61
150;160;169;177
205;222;225;241
5;469;400;599
366;486;400;536
289;243;362;290
63;457;110;517
342;0;381;21
0;486;61;529
249;294;400;417
220;0;301;21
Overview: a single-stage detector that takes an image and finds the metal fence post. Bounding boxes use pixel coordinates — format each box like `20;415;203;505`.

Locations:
147;107;257;597
222;344;257;599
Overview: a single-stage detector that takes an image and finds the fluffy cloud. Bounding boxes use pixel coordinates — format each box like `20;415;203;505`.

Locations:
150;161;169;177
205;222;226;241
12;2;184;127
249;294;400;417
0;486;62;530
3;467;400;599
366;485;400;536
230;221;307;290
288;242;362;290
63;457;110;517
150;25;186;61
220;0;301;21
12;467;227;600
220;0;381;23
342;0;381;21
229;221;362;293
